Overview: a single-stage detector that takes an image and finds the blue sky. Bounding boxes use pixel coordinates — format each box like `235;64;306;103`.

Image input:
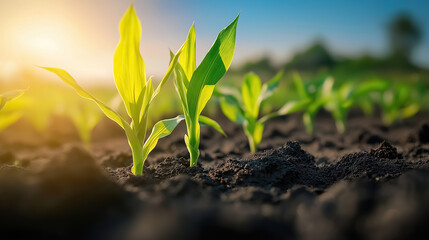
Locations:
157;0;429;66
0;0;427;84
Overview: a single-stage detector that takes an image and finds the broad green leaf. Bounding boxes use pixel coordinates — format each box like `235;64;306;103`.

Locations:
187;14;239;119
113;5;146;122
242;73;261;118
142;115;185;160
292;72;308;99
180;23;196;81
219;95;245;124
259;70;284;102
215;87;243;105
199;115;226;136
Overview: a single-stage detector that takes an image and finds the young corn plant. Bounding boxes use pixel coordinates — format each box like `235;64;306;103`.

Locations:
378;83;420;125
43;4;184;175
291;72;331;134
67;100;103;150
170;15;239;166
323;78;389;133
218;71;309;152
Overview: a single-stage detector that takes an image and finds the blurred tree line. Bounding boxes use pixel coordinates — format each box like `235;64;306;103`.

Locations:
230;13;426;80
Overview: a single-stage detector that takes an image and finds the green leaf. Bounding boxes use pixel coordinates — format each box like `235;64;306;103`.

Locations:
220;98;245;124
259;70;284;102
170;50;189;113
142;115;185;160
353;79;389;98
292;72;308;99
180;23;196;81
259;99;310;123
199;115;226;136
150;49;182;104
400;104;419;119
187;14;239;119
113;4;146;122
0;89;26;111
242;73;262;118
41;67;133;136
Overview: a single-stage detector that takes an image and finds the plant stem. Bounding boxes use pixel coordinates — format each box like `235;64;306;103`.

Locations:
248;137;257;153
186;118;200;167
130;140;145;175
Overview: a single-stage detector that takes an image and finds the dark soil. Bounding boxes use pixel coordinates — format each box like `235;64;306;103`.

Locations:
0;111;428;240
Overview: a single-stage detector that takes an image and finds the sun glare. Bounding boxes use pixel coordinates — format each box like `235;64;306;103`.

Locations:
14;19;68;57
0;61;18;81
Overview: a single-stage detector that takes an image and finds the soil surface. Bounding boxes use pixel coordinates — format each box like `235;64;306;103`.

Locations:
1;111;429;240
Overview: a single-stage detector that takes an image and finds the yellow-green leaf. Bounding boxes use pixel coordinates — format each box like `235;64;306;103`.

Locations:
180;23;196;81
113;4;146;122
142;115;185;160
187;14;239;119
41;67;130;132
259;70;284;102
0;89;26;111
199;115;226;136
242;73;261;118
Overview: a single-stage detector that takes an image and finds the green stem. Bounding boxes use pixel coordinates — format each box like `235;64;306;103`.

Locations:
186;118;200;167
248;137;257;153
130;144;144;175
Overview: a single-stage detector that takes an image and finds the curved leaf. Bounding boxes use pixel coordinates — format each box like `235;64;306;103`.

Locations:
259;70;284;102
199;115;226;136
0;89;26;111
219;95;245;124
259;99;310;123
113;4;146;122
187;14;239;119
41;67;131;133
142;115;185;160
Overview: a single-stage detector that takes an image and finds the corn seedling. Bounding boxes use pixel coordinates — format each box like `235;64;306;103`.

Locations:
291;72;331;134
67;100;103;150
323;78;389;132
218;71;312;152
378;83;420;125
171;15;239;166
42;4;185;175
